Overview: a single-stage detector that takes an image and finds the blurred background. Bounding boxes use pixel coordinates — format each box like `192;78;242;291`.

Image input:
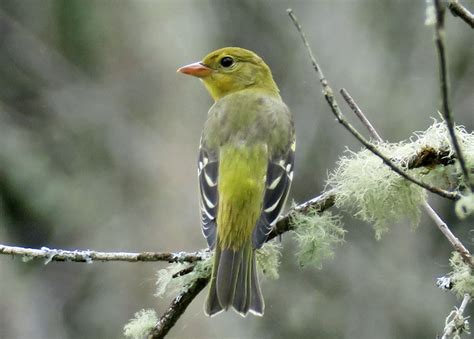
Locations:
0;0;473;338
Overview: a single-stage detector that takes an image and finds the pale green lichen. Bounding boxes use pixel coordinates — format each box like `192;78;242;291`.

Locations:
449;252;474;298
21;255;34;263
123;309;158;339
326;121;474;239
417;121;474;192
327;146;426;239
455;193;474;219
155;257;212;298
425;1;436;26
291;209;345;268
443;303;471;339
256;241;282;279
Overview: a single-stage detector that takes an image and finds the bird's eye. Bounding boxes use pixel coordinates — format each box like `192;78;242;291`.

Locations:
220;57;234;68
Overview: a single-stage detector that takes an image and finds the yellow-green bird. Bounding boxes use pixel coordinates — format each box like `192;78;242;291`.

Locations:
178;47;295;316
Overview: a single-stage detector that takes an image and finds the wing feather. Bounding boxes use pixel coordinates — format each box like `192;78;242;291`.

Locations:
252;141;295;248
199;147;219;249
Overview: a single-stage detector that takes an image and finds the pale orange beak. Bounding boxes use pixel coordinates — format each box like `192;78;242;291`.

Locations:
177;62;212;78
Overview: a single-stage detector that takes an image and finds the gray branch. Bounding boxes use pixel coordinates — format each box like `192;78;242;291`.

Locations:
448;0;474;28
0;244;205;264
148;277;209;339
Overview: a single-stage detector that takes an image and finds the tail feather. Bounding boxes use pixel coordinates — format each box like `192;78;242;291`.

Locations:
216;248;242;309
204;245;224;316
205;239;264;317
232;241;252;315
249;253;264;316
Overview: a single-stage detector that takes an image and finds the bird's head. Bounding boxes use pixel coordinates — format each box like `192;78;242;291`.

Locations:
177;47;279;101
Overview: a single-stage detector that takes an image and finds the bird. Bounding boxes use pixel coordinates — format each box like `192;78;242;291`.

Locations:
177;47;295;317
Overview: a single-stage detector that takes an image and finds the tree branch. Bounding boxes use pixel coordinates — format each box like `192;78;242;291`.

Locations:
0;244;205;264
287;9;460;202
434;0;473;193
339;89;383;141
148;277;209;339
339;88;474;268
448;0;474;28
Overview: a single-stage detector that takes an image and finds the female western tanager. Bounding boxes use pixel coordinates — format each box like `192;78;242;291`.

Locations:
178;47;295;317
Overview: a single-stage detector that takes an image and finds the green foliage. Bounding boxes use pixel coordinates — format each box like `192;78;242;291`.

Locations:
327;121;474;239
449;252;474;298
291;209;345;268
155;257;212;298
123;309;158;339
256;241;282;279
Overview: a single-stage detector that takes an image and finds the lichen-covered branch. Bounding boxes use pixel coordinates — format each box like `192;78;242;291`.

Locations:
448;0;474;28
434;0;473;193
268;190;336;241
287;9;460;202
0;244;205;264
339;88;474;268
441;294;471;338
148;277;209;339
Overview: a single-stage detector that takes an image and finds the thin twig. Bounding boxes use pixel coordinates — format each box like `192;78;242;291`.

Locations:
340;88;473;268
287;8;460;201
0;244;205;263
434;0;473;192
441;294;471;338
340;89;383;141
448;0;474;28
423;202;473;266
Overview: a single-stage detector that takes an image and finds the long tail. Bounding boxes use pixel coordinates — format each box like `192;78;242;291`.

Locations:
205;238;264;317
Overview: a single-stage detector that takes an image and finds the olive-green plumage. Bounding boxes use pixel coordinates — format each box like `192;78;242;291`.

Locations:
178;47;295;316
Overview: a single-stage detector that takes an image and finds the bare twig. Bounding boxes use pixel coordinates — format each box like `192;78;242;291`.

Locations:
448;0;474;28
148;277;209;339
339;89;383;141
434;0;473;192
0;244;205;263
441;294;471;338
340;88;473;268
287;8;460;201
423;202;473;266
